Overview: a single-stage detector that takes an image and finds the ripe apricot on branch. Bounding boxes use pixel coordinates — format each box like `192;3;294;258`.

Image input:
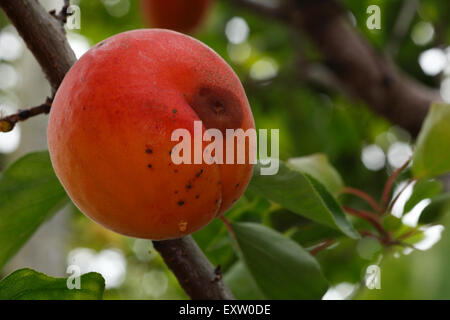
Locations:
141;0;213;34
47;29;255;240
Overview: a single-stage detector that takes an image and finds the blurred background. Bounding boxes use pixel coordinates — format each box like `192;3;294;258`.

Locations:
0;0;450;299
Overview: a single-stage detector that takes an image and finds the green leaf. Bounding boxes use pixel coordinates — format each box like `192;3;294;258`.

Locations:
400;229;425;246
224;262;265;300
316;238;369;285
0;151;68;269
267;208;310;233
356;237;382;260
0;268;105;300
419;193;450;224
287;153;344;195
382;215;403;232
289;224;342;248
230;222;328;299
403;179;442;214
412;103;450;179
249;161;359;238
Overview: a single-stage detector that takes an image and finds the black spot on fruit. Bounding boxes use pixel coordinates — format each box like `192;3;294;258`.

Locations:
178;200;185;206
195;169;203;178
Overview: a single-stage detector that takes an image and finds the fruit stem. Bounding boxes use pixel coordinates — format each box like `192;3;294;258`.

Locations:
220;215;235;237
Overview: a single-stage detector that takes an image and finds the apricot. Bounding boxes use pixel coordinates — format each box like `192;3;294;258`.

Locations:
140;0;212;34
47;29;255;240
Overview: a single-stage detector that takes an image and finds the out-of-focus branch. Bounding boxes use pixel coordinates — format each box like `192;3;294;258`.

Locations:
0;97;52;132
228;0;442;136
0;0;233;300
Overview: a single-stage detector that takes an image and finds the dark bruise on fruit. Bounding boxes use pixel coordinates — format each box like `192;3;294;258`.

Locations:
188;86;243;134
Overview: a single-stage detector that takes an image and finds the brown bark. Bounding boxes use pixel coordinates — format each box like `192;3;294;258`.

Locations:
153;236;234;300
0;0;76;92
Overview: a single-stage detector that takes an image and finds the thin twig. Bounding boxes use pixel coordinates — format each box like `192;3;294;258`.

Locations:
309;239;335;256
0;97;52;132
359;229;383;242
387;178;415;213
220;215;235;237
343;206;391;243
381;158;411;210
340;187;384;214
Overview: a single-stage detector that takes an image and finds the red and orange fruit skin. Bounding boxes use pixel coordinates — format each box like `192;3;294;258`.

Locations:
48;29;255;240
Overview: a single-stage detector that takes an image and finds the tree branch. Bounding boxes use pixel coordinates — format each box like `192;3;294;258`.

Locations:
49;0;72;25
227;0;441;136
343;206;391;243
0;0;233;300
0;97;52;132
153;236;234;300
0;0;76;92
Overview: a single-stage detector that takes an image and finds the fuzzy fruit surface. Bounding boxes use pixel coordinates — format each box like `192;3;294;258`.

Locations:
48;29;255;240
141;0;212;34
